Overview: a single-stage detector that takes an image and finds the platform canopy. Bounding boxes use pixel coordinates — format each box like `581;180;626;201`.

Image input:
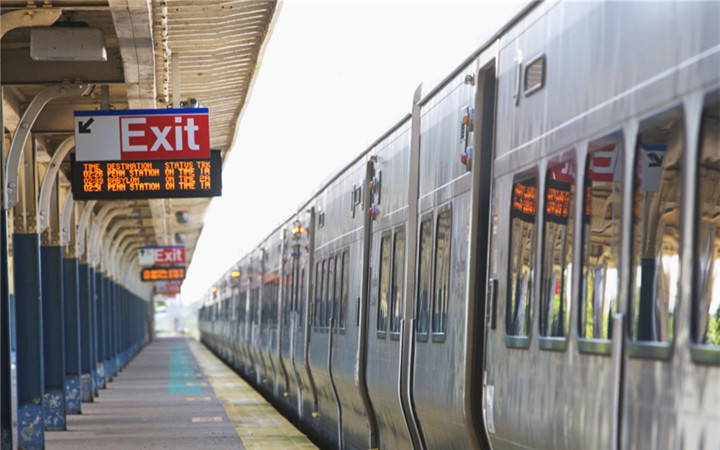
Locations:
1;0;278;296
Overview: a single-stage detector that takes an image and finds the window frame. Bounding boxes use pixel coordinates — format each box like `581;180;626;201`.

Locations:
577;133;624;356
539;157;576;352
415;213;434;342
505;173;537;349
690;90;720;365
431;202;452;342
626;106;684;361
376;231;392;339
389;227;406;340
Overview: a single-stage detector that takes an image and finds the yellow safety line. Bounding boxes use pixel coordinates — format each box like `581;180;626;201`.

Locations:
187;339;318;450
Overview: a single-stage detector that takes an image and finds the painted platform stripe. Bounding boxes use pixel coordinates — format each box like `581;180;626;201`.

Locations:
169;345;201;394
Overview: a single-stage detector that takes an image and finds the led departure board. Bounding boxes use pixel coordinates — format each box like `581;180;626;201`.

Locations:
141;266;186;281
71;150;222;200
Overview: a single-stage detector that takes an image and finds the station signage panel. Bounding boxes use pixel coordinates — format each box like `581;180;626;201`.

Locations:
71;150;222;200
141;266;186;282
139;246;185;265
74;108;210;161
155;280;182;295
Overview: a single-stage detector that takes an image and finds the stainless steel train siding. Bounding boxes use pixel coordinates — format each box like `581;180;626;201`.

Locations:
199;2;720;449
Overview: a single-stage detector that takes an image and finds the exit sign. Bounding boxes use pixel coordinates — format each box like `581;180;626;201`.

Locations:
74;108;210;161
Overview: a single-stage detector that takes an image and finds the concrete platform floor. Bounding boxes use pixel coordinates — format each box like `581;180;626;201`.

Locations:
45;336;317;450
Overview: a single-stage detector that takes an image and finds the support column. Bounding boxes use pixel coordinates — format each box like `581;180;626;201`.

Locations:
95;269;106;389
39;165;65;431
75;201;97;400
103;275;113;382
0;89;13;449
61;194;81;414
78;261;94;403
0;211;12;449
13;138;45;449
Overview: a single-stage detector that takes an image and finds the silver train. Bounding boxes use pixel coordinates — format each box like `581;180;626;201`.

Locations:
198;2;720;448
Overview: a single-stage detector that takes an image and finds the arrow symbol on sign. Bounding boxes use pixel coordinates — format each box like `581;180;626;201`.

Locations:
78;118;94;134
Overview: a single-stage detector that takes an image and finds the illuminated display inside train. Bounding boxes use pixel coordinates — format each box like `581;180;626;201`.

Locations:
141;266;186;281
545;179;572;225
71;150;222;200
511;179;537;223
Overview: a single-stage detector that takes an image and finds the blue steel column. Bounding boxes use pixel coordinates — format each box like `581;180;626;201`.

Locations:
1;213;13;448
40;244;66;430
13;232;45;448
62;254;82;414
13;138;45;449
78;262;94;402
112;280;120;375
95;270;106;389
103;275;113;382
89;266;99;396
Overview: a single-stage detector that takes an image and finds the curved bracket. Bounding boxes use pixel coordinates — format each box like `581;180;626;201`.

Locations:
100;220;137;272
39;136;74;234
89;206;133;267
112;235;143;280
5;83;92;209
60;192;74;248
76;200;97;257
1;8;62;39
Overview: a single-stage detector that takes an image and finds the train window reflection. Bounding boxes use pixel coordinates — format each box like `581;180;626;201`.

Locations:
339;251;349;330
313;261;322;329
377;234;392;336
631;111;683;343
540;160;575;338
326;257;335;330
416;217;433;339
433;207;452;337
507;176;536;339
238;291;246;324
694;97;720;347
390;229;405;335
580;135;623;342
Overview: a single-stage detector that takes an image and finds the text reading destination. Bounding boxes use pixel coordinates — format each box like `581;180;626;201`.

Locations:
72;150;221;200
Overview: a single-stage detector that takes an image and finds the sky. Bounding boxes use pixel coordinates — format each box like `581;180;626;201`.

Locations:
181;1;526;302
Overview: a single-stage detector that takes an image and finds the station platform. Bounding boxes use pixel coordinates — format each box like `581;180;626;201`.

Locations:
44;336;317;450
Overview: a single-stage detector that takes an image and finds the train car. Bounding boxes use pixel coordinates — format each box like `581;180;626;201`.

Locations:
198;1;720;449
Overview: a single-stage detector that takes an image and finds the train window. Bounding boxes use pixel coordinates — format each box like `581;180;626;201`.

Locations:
390;228;405;337
238;291;246;323
694;95;720;357
579;133;622;352
432;206;452;340
540;160;575;344
377;234;392;337
506;176;536;346
282;271;291;327
298;267;306;332
321;258;329;331
336;250;349;331
313;261;322;329
250;287;259;325
629;109;683;354
416;216;433;340
326;256;335;329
